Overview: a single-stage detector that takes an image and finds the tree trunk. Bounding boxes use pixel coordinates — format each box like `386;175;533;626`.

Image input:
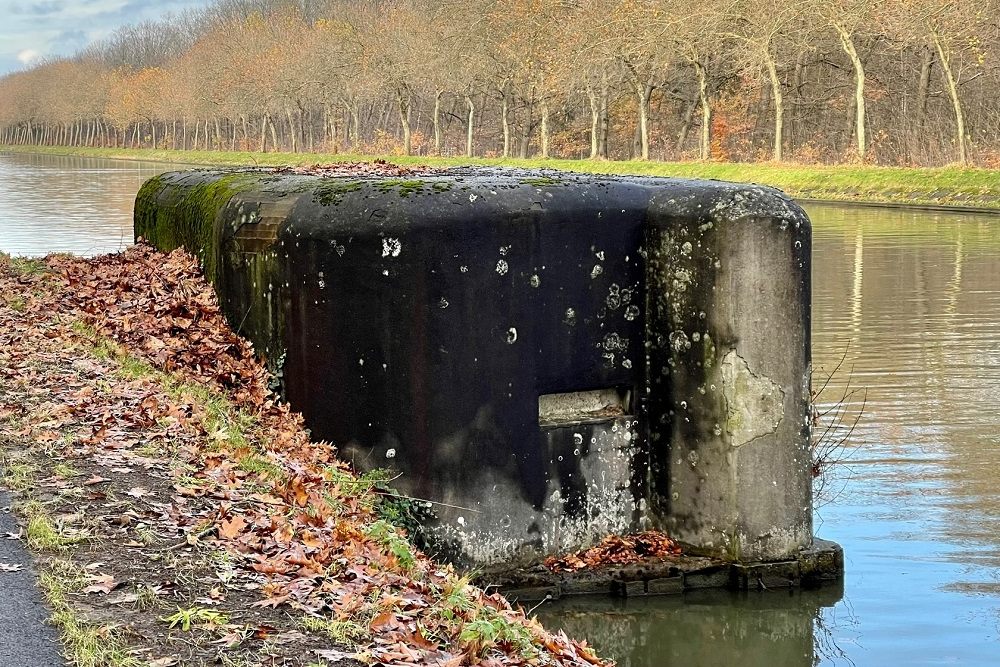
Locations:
540;100;550;158
764;53;784;162
931;31;967;165
502;89;511;158
351;104;360;151
285;107;298;152
587;86;600;159
268;114;279;152
629;70;654;160
599;74;609;158
432;90;443;156
676;98;696;154
396;87;412;156
835;24;867;160
465;95;475;157
916;45;934;129
694;59;712;160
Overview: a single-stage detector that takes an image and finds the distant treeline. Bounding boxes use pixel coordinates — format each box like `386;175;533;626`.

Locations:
2;0;999;166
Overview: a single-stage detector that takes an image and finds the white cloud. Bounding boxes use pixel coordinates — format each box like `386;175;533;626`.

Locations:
16;49;41;65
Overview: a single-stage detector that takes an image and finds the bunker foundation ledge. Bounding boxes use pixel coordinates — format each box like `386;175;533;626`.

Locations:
479;538;843;603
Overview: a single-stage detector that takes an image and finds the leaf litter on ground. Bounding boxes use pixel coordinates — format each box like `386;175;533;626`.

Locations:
0;246;613;666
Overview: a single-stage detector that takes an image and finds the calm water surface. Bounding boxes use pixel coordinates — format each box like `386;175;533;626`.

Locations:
0;152;179;256
540;205;1000;666
3;153;999;665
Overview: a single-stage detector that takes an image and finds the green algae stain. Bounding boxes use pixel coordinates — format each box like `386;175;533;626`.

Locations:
313;179;363;206
374;179;427;198
520;177;560;187
134;171;260;284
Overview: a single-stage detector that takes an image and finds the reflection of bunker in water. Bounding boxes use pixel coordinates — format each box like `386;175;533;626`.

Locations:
536;582;845;666
136;167;840;585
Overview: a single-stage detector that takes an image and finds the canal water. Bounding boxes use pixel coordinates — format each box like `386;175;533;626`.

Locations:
2;151;999;665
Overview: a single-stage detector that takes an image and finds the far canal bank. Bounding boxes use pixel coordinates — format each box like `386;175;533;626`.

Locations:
5;144;1000;212
2;151;1000;665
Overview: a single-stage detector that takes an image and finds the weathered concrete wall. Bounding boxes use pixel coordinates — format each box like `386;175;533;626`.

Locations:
135;168;816;569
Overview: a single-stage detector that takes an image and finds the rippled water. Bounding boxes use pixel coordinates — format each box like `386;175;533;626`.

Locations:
0;152;178;257
2;152;999;665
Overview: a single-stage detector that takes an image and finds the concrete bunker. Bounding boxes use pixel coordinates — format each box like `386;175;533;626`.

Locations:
135;167;840;589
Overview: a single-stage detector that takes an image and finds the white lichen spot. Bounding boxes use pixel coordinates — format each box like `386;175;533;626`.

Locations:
669;330;691;352
596;250;605;261
573;433;584;446
438;297;449;309
460;265;469;273
564;308;577;326
358;358;364;366
624;305;640;321
591;264;603;279
681;241;693;256
506;327;518;344
385;448;396;459
622;359;633;369
469;193;478;202
382;269;389;276
382;237;402;257
499;245;511;256
602;332;628;353
457;516;466;526
529;274;541;288
496;259;509;276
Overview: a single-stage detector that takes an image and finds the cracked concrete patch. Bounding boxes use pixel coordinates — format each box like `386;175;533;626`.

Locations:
720;350;785;447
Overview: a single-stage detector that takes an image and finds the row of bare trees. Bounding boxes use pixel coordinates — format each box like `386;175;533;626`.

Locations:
2;0;999;166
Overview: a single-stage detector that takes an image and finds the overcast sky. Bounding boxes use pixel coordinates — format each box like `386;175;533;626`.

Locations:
0;0;211;75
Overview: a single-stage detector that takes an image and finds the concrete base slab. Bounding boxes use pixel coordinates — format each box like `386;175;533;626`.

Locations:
483;537;844;604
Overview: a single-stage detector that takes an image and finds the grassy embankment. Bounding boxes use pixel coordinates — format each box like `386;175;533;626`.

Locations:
4;144;1000;210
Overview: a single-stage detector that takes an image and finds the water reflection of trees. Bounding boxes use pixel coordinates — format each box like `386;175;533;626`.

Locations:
807;205;1000;573
537;586;843;667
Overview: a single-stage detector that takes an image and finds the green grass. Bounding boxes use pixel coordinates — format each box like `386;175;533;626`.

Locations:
299;616;368;645
39;559;141;667
4;144;1000;209
161;606;229;631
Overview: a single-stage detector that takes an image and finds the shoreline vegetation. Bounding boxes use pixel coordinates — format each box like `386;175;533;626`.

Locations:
0;247;611;667
4;144;1000;212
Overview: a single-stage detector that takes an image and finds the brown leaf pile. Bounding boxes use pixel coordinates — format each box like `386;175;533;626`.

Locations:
543;532;683;574
1;246;609;667
282;159;440;178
